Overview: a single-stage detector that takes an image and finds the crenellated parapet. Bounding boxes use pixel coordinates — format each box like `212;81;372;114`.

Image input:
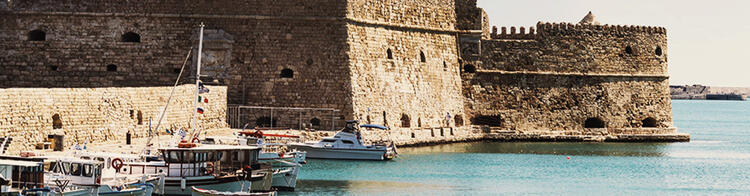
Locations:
536;22;666;36
490;26;536;40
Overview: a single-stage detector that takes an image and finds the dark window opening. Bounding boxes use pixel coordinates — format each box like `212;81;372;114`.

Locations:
401;114;411;128
464;64;476;73
310;118;321;126
28;30;46;41
342;140;354;144
419;51;426;63
137;111;143;125
471;115;502;127
129;110;134;119
440;128;444;137
106;64;117;72
256;117;277;128
383;111;387;126
280;68;294;78
306;59;314;65
49;65;58;71
173;68;181;74
121;32;141;43
417;118;422;128
387;49;393;59
411;132;415;139
450;128;454;136
454;115;464;126
443;61;448;71
431;129;435;137
584;118;606;128
625;46;633;55
642;117;658;128
52;114;62;129
655;46;663;56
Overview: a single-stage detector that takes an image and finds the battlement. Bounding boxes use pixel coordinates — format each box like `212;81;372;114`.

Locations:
536;22;666;36
490;26;537;40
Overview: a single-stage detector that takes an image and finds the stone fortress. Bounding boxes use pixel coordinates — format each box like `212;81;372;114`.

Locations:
0;0;688;152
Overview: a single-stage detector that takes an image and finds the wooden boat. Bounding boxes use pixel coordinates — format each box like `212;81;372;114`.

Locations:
191;186;276;196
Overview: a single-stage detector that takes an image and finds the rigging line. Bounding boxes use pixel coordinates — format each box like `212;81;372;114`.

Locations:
149;47;193;150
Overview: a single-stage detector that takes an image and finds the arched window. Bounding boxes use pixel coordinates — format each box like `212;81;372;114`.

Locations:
471;115;501;126
655;46;663;56
386;49;393;59
280;68;294;78
417;118;422;127
411;132;415;138
584;118;605;128
401;114;411;128
256;117;277;128
310;118;321;126
137;111;143;125
106;64;117;72
419;51;426;63
121;32;141;43
642;117;658;128
28;30;46;41
49;65;58;71
625;46;633;55
464;64;476;73
454;115;464;126
52;114;62;129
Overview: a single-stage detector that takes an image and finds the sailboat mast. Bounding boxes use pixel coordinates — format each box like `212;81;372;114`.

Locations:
193;23;204;136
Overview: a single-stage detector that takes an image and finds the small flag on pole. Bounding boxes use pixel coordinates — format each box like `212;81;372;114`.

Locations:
204;97;209;103
197;107;205;114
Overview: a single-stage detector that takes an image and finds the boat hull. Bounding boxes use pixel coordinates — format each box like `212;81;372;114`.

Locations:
163;176;252;196
289;145;391;161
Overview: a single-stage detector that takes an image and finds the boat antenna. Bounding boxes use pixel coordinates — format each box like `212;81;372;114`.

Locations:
192;23;205;142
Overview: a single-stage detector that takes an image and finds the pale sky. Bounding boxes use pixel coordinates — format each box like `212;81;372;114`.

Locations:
477;0;750;87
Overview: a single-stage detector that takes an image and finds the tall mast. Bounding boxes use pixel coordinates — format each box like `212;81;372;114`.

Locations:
193;23;204;136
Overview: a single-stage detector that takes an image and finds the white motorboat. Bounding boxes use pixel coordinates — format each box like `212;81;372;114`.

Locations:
289;121;397;161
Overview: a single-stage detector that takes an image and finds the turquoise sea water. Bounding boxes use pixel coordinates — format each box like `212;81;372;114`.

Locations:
289;100;750;195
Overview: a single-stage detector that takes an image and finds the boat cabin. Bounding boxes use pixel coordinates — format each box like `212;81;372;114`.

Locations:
44;158;103;186
120;145;261;178
0;156;45;191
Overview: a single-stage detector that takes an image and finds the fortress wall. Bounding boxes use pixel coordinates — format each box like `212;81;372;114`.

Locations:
0;6;355;120
7;0;347;17
0;85;227;153
346;0;457;30
464;73;673;131
482;23;668;75
346;23;466;130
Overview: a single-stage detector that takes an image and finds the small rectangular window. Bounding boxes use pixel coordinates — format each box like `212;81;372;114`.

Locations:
342;140;354;144
83;164;93;177
70;163;82;176
322;139;337;143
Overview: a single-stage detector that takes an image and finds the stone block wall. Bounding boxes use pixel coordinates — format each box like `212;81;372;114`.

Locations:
347;0;457;29
0;85;227;153
346;23;465;130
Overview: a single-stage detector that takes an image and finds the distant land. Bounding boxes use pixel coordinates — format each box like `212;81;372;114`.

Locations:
670;85;749;101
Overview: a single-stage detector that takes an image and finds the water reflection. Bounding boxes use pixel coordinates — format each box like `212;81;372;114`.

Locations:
401;142;671;157
287;180;449;196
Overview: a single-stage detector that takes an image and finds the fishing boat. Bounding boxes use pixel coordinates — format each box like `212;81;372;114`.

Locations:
113;144;263;195
191;186;276;196
288;120;397;161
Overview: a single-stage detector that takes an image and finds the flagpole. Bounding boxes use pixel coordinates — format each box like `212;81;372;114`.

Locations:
193;23;204;141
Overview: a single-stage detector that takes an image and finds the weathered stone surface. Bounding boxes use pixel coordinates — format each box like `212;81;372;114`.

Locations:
0;85;227;153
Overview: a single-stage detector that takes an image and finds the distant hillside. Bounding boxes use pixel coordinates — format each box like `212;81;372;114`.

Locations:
670;85;748;101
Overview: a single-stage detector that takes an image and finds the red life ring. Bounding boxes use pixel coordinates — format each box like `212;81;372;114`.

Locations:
205;162;214;174
192;137;201;144
111;158;124;171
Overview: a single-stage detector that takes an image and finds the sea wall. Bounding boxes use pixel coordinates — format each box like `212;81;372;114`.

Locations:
0;85;227;153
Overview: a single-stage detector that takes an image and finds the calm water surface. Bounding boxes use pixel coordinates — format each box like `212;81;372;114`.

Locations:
287;100;750;195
